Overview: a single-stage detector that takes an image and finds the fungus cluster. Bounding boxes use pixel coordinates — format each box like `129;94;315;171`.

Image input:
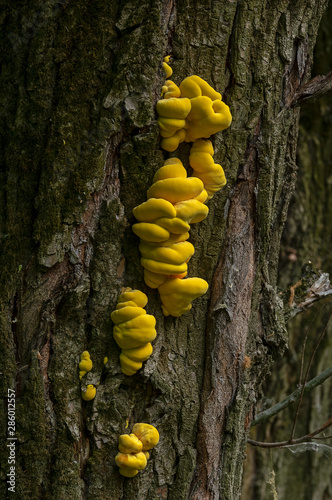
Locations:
78;351;97;401
87;57;232;480
111;288;156;375
133;158;209;316
131;56;232;317
157;72;232;152
79;351;93;380
115;423;159;477
81;384;96;401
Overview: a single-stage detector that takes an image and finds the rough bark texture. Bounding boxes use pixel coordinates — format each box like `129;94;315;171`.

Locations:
0;1;328;499
242;4;332;499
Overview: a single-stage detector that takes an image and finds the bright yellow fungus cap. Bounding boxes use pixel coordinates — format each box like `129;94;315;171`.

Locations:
112;289;157;374
158;117;187;138
120;342;154;375
160;129;186;152
185;96;232;142
120;355;143;376
189;139;227;199
190;138;214;157
147;177;204;204
174;199;209;224
162;79;181;99
133;198;176;222
113;314;157;350
141;257;188;276
152;160;187;183
117;288;148;308
115;451;147;471
132;423;160;451
79;351;93;379
153;217;190;234
111;306;147;325
158;277;209;317
118;433;143;454
139;241;195;266
116;423;159;478
157;98;191;142
132;222;170;243
122;342;153;362
119;468;138;478
144;232;190;248
162;61;173;79
179;75;222;101
143;269;168;289
81;384;96;401
156;97;191;120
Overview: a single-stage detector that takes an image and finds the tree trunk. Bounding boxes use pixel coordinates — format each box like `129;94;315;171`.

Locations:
0;1;328;499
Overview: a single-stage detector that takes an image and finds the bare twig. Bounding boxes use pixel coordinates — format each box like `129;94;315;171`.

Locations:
251;364;332;427
248;416;332;448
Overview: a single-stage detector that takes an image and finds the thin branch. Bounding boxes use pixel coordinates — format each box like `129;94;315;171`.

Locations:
290;313;331;440
248;416;332;448
251;364;332;427
291;71;332;107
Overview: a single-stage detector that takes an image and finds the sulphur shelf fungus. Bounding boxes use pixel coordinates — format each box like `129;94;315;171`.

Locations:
81;384;96;401
132;157;210;316
189;139;226;200
158;277;208;317
111;288;156;375
115;423;159;478
162;55;173;79
78;351;93;380
157;59;232;152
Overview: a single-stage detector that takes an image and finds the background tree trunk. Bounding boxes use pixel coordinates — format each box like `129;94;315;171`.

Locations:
0;1;329;499
242;3;332;499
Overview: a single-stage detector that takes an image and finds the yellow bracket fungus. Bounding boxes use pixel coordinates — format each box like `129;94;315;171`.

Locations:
116;423;159;478
174;199;209;224
160;129;186;152
120;343;153;376
132;222;170;243
133;198;176;222
156;69;232;151
162;80;181;99
143;269;169;289
118;433;143;454
132;423;160;450
184;95;232;142
81;384;96;401
158;277;209;317
78;351;93;380
115;451;148;477
111;288;156;375
147;177;204;204
139;241;195;266
162;55;173;79
179;75;222;100
156;97;191;152
189;139;227;200
132;158;209;311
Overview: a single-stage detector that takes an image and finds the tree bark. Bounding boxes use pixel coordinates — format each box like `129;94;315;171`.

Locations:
0;1;328;499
